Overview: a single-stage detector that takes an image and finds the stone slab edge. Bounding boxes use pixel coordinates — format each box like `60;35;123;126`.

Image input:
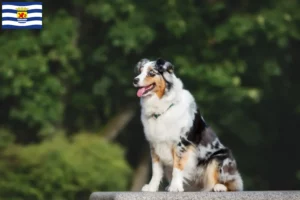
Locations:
90;191;300;200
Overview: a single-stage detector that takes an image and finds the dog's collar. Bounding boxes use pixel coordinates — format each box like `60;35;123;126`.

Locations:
152;103;174;119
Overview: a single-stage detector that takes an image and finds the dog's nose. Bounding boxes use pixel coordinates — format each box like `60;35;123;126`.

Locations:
133;77;139;84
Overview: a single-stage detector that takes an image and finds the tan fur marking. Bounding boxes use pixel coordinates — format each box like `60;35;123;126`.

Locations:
168;69;173;73
150;146;160;163
143;76;154;85
154;76;166;99
202;160;223;191
224;178;242;191
141;66;166;99
225;180;235;191
172;146;193;171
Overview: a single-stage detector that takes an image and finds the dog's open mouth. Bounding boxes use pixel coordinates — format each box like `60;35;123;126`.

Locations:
137;83;155;97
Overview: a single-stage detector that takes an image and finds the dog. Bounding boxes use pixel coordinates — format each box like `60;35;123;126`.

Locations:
133;58;243;192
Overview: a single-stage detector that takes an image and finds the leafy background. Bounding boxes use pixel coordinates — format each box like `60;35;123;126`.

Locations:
0;0;300;199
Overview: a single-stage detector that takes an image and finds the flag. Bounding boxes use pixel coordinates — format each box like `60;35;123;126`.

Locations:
2;2;42;29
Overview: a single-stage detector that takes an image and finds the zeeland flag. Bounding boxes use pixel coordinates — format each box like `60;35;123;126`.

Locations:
2;2;42;29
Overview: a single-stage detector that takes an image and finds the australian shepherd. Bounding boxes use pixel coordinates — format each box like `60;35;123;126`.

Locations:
133;58;243;192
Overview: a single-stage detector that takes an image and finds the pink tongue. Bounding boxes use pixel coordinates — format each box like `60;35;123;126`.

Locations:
137;87;146;97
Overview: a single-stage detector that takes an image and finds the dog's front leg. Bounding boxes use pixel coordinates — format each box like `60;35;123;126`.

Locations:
141;146;163;192
167;145;190;192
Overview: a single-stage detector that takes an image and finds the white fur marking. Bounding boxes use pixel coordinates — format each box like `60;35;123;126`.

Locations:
168;168;184;192
213;184;227;192
141;162;163;192
198;144;213;158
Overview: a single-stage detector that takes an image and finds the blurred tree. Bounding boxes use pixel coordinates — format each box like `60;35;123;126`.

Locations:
0;0;299;194
0;133;132;200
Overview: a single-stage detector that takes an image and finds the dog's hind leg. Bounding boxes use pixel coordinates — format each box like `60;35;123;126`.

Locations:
218;158;243;191
201;157;244;192
201;159;224;192
224;173;243;191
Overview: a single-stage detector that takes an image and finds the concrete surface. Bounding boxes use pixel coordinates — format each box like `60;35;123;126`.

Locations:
90;191;300;200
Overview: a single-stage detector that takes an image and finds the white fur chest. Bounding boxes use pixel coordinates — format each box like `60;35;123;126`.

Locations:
141;108;185;165
152;142;174;166
139;86;196;166
142;113;182;143
140;90;195;142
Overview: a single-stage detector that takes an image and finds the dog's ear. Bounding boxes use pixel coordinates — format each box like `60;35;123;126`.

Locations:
156;58;165;66
155;58;165;73
135;58;149;74
165;61;174;73
155;58;174;74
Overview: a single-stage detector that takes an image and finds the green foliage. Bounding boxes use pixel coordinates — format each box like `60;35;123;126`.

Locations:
0;129;15;149
0;133;132;200
0;0;300;194
0;12;81;138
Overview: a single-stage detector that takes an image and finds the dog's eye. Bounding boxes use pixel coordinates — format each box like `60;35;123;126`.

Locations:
148;70;156;77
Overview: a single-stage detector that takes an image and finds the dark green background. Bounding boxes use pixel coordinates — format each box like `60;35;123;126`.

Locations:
0;0;300;199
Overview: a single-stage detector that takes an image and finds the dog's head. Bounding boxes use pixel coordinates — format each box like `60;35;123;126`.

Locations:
133;58;175;98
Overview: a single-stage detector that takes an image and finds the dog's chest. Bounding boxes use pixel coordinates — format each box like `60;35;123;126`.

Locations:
143;117;185;166
144;116;182;142
152;142;173;166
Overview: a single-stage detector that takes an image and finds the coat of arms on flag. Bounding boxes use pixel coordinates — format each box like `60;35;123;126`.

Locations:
2;2;42;29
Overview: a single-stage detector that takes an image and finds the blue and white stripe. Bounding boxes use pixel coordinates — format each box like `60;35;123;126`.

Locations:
2;2;42;29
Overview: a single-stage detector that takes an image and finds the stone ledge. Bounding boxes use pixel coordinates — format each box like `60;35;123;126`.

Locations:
90;191;300;200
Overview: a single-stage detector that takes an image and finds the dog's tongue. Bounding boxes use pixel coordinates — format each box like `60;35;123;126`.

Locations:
137;85;152;97
137;87;146;97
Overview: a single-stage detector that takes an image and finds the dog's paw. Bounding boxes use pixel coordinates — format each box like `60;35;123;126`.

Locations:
213;184;227;192
167;183;184;192
141;184;158;192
